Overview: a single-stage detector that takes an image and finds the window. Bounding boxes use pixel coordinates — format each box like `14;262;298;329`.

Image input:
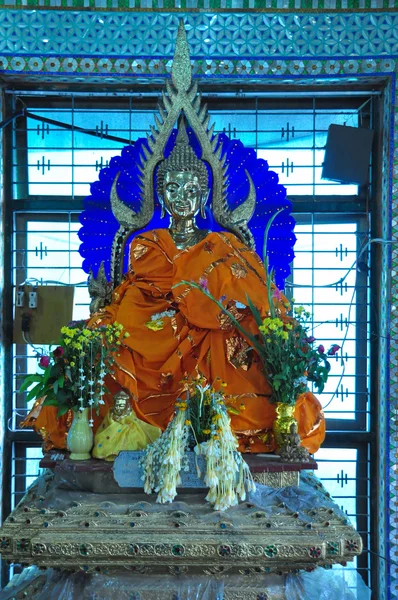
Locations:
4;89;377;590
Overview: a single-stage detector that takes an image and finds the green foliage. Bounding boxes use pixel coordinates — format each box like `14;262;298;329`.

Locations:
20;320;129;418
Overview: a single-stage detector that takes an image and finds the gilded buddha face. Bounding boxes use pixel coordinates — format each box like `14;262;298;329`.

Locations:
113;392;130;417
163;170;204;220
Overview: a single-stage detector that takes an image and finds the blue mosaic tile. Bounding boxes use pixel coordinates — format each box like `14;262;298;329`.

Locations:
0;11;397;58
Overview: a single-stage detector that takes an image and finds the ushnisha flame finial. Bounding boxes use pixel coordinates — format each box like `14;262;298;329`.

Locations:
109;19;256;286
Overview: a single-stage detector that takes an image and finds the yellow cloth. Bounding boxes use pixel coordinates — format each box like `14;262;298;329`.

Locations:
92;410;161;461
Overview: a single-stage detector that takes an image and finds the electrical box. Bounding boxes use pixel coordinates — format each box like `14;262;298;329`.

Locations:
13;285;75;345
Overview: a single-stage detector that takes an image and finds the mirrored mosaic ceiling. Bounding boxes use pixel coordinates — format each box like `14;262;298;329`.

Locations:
0;0;397;9
0;11;397;58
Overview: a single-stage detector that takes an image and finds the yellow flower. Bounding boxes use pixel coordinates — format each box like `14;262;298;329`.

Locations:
202;429;211;435
70;361;75;367
285;323;293;330
82;329;91;336
146;319;164;331
281;331;289;341
240;403;246;411
124;332;130;338
185;419;191;426
213;435;219;441
294;306;305;316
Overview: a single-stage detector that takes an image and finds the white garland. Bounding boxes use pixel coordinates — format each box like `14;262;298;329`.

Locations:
141;405;189;503
197;392;255;511
140;385;255;511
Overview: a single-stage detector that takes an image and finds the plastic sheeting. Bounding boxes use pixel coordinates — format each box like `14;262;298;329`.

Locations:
1;566;371;600
20;470;347;530
0;471;371;599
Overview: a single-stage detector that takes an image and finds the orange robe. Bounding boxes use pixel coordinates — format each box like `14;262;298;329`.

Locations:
89;229;325;454
25;229;325;454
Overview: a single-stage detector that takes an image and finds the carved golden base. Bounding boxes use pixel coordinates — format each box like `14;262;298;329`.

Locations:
0;474;362;575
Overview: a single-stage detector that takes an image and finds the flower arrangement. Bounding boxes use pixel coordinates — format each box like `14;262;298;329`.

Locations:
20;320;129;419
140;377;255;511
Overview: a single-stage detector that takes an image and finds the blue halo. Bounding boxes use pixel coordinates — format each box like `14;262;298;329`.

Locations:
79;129;296;290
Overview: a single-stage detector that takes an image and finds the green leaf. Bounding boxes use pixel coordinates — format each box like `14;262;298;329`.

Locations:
246;295;263;327
317;366;329;380
43;368;51;385
57;404;70;418
43;396;59;407
53;380;59;395
58;374;65;389
50;363;62;379
26;382;44;402
56;388;68;404
19;374;43;393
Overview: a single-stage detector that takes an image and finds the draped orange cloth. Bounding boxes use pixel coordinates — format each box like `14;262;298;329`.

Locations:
90;229;325;454
25;229;325;454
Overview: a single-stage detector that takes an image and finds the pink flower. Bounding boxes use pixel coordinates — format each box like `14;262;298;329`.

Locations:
53;346;65;358
39;355;50;368
304;336;316;344
198;277;209;292
272;287;282;301
328;344;341;356
317;345;325;354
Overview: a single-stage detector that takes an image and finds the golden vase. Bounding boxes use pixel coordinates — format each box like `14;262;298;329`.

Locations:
273;402;297;451
67;407;93;460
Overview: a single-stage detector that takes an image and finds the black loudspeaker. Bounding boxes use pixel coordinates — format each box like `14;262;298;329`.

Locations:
322;124;374;186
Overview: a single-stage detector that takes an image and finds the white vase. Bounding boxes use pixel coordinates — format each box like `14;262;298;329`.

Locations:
67;407;93;460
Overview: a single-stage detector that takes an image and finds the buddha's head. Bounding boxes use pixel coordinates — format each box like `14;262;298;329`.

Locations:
113;390;130;416
157;120;209;222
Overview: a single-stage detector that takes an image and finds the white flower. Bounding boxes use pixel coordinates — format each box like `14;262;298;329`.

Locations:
151;309;176;322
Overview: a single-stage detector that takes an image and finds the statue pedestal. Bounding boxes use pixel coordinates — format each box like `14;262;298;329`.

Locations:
39;451;317;493
0;470;361;576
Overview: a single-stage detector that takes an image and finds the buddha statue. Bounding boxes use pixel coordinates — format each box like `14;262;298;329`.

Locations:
23;24;325;456
86;122;325;454
92;390;161;461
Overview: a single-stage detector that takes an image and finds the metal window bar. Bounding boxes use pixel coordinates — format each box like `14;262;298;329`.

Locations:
4;91;375;592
